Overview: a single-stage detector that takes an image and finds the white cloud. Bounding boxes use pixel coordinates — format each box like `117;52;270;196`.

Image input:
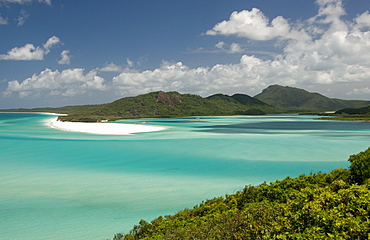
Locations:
99;63;125;72
0;44;44;60
206;8;308;41
229;43;244;53
354;11;370;29
126;58;133;68
111;58;270;96
4;0;370;101
110;41;370;97
58;50;70;65
5;68;107;97
43;36;60;53
0;15;8;25
213;41;244;54
201;0;370;88
311;0;346;25
15;10;29;26
215;41;225;49
346;87;370;96
99;59;137;72
0;36;60;60
0;0;51;5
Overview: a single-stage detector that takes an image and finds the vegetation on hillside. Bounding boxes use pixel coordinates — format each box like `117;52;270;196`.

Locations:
254;85;370;111
0;91;278;122
335;105;370;115
318;105;370;122
56;91;278;122
114;148;370;240
2;85;370;121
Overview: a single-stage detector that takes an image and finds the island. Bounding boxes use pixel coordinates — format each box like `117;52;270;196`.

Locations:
1;85;369;123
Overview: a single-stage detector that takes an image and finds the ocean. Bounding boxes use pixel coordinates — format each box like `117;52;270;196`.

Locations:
0;113;369;240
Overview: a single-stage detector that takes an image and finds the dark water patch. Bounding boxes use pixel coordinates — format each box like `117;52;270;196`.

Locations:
147;120;207;124
196;121;370;134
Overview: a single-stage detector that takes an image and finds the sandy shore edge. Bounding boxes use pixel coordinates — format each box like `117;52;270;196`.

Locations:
46;117;166;135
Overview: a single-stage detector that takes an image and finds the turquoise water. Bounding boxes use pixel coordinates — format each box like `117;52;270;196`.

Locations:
0;113;369;240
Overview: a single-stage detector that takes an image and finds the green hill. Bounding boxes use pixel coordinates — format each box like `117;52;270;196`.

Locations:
116;148;370;240
3;86;369;121
56;91;278;122
0;91;278;122
254;85;370;111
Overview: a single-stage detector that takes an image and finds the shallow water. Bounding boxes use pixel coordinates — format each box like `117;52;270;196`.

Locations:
0;113;369;240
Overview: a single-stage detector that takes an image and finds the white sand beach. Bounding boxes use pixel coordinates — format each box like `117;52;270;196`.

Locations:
46;117;166;135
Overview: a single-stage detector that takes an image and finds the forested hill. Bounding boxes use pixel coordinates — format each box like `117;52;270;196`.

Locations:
0;91;278;122
38;91;278;122
255;85;370;111
116;148;370;240
3;86;370;121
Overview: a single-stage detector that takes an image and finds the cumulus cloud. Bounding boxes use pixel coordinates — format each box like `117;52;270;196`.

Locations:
111;0;370;98
58;50;70;65
111;58;271;96
201;0;370;88
310;0;346;25
0;36;60;60
5;68;107;97
3;0;370;101
0;44;44;60
206;8;308;41
354;11;370;29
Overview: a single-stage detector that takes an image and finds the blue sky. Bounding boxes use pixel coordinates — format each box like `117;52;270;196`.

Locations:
1;0;370;108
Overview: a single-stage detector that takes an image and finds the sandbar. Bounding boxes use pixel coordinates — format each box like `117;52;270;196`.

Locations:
46;117;166;135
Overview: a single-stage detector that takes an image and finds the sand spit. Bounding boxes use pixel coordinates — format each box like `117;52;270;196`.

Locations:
46;117;166;135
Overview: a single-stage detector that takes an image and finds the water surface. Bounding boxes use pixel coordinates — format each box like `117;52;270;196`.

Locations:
0;113;369;239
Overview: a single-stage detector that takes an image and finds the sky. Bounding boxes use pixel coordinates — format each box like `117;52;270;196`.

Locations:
0;0;370;108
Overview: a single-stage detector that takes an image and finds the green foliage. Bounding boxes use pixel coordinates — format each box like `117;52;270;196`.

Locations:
349;147;370;185
318;105;370;122
254;85;370;111
56;91;278;122
117;150;370;240
3;85;369;120
335;105;370;115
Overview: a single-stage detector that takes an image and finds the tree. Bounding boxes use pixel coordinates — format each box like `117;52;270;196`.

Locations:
349;147;370;184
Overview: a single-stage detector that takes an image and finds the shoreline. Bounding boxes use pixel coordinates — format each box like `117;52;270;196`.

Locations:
0;111;65;115
46;117;167;135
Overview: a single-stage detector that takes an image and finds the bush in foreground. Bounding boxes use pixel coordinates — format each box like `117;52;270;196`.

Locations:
115;148;370;240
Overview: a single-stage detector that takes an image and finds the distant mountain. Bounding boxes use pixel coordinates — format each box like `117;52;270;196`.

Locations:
254;85;370;111
39;91;278;122
4;86;368;121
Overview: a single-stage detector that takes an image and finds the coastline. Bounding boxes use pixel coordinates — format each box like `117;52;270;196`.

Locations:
0;111;64;115
46;117;167;135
